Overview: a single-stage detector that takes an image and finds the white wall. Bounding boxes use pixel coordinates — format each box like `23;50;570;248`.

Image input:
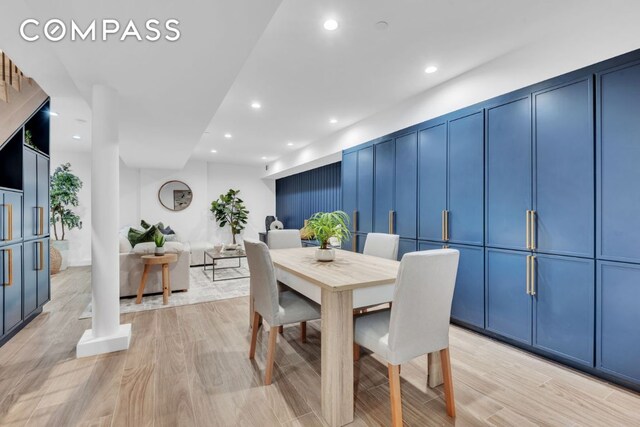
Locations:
49;150;92;266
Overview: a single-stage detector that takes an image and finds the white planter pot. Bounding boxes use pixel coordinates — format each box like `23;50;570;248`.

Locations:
155;246;165;256
52;240;69;271
315;248;335;262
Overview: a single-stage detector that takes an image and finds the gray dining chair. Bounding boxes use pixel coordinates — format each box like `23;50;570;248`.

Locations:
363;232;400;260
245;239;321;385
354;249;460;425
267;229;302;250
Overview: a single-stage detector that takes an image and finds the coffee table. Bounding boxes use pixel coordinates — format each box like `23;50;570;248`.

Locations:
204;248;249;282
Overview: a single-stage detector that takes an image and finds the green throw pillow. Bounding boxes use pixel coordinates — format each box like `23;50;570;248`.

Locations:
141;220;165;230
128;225;159;247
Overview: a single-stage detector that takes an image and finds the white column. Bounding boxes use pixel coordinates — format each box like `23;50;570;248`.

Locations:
77;84;131;358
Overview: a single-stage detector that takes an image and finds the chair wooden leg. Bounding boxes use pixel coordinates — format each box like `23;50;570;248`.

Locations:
279;325;284;334
265;326;278;385
353;343;360;361
388;364;402;427
249;312;261;359
300;321;307;343
136;265;150;304
440;347;456;418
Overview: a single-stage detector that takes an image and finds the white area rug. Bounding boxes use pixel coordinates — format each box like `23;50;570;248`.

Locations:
79;259;250;318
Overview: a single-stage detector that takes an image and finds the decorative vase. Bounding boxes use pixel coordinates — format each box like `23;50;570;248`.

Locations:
315;247;335;262
155;246;165;256
52;240;70;271
50;242;62;275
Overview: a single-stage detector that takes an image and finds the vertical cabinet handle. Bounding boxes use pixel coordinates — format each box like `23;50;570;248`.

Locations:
530;256;536;296
441;210;449;242
3;248;13;286
38;241;44;271
39;207;44;236
526;210;531;249
388;210;394;234
441;210;446;241
530;210;536;250
526;255;531;295
1;204;12;241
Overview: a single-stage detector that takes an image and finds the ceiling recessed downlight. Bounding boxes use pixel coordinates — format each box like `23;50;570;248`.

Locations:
261;156;267;160
329;118;338;124
224;133;232;138
287;142;294;146
211;149;218;153
323;19;338;31
425;66;438;74
251;101;261;109
49;111;59;117
72;135;81;140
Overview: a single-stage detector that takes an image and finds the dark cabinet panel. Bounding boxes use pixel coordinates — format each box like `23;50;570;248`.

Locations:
597;63;640;263
449;244;485;328
534;79;594;258
23;240;38;316
486;98;532;250
356;147;374;234
448;112;484;246
486;248;532;344
373;140;394;233
342;151;357;233
23;149;38;239
37;156;50;237
398;239;416;260
597;261;640;383
356;233;367;254
395;133;417;239
418;123;447;241
2;244;22;333
533;254;594;366
418;241;444;251
37;239;50;306
0;191;23;245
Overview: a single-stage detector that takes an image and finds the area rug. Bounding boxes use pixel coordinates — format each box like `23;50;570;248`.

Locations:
79;258;250;318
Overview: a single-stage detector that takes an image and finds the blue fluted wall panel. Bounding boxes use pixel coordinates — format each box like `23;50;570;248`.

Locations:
276;162;342;230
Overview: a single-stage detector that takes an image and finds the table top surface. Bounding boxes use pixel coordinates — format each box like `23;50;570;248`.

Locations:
270;247;399;292
205;249;246;260
141;253;178;264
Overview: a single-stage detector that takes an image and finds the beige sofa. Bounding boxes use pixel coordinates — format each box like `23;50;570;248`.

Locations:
119;238;191;298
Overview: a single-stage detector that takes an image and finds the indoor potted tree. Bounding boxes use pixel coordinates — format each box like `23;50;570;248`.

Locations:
210;189;249;249
306;210;351;262
50;163;83;271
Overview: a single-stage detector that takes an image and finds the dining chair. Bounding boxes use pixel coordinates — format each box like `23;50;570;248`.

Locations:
354;249;460;425
363;232;400;260
267;229;302;250
245;239;321;385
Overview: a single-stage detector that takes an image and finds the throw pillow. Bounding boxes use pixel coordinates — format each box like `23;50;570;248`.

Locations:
119;236;133;253
159;225;175;235
128;225;159;247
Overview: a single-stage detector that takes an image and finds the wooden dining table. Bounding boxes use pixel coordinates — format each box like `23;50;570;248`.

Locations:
269;247;443;427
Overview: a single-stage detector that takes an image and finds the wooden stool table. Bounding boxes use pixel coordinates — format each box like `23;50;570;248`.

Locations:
136;254;178;305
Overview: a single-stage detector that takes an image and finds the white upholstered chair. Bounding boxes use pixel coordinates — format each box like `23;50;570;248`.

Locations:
267;229;302;250
363;232;400;260
245;240;321;385
354;249;460;425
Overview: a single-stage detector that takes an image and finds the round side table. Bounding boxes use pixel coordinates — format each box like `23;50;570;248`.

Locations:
136;253;178;305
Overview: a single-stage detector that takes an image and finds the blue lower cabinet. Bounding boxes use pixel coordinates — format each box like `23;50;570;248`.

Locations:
356;233;367;254
23;240;39;316
342;152;358;234
486;248;532;344
37;240;49;307
597;261;640;384
418;241;443;251
2;244;23;334
398;239;417;260
449;244;485;328
342;234;355;252
533;254;594;366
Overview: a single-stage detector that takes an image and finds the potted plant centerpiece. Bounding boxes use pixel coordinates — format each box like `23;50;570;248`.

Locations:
210;189;249;250
154;233;166;256
50;163;83;271
306;211;351;262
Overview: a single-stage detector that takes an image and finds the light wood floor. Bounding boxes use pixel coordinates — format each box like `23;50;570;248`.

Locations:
1;267;639;426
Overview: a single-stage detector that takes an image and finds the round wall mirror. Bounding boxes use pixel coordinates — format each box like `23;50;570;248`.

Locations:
158;180;193;211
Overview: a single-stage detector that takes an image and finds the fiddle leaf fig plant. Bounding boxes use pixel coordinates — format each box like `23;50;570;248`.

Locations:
50;163;83;241
306;211;351;249
210;189;249;244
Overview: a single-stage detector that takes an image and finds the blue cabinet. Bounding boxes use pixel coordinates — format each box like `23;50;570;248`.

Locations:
373;140;394;233
486;98;532;250
398;239;416;260
1;243;22;334
534;79;594;258
342;151;357;234
394;133;417;239
597;62;640;264
533;254;594;365
356;233;367;254
0;191;22;245
449;244;485;328
597;261;640;383
418;241;443;251
37;239;49;306
23;150;49;241
418;123;447;241
486;248;532;344
357;147;374;234
448;112;484;246
23;238;49;314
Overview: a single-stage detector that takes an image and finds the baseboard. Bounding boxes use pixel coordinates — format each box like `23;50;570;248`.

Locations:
76;324;132;358
69;259;92;267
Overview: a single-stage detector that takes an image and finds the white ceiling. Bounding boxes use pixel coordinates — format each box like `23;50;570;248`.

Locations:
1;0;637;170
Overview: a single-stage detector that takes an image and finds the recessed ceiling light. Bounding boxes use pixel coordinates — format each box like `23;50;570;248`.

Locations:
49;111;59;117
329;118;338;124
72;135;81;140
374;21;389;31
211;149;218;153
323;19;338;31
251;101;261;109
287;142;294;146
261;156;267;160
425;66;438;74
224;133;232;138
76;118;87;124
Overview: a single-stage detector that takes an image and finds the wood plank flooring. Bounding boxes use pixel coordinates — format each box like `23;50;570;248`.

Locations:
1;266;639;426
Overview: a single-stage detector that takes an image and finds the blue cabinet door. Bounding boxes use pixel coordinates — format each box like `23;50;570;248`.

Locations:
373;140;394;233
37;156;49;237
448;112;484;246
418;241;444;251
23;149;38;240
37;239;50;306
23;240;38;316
486;248;532;344
342;151;357;233
486;98;532;250
533;254;594;366
534;79;594;258
357;147;374;234
597;62;640;263
597;261;640;383
356;233;367;254
0;191;23;245
395;133;417;239
398;239;417;260
2;243;22;333
449;244;485;328
418;123;447;241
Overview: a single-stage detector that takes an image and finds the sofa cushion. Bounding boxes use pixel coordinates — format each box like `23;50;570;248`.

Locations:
132;241;185;255
128;225;159;247
119;236;133;253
